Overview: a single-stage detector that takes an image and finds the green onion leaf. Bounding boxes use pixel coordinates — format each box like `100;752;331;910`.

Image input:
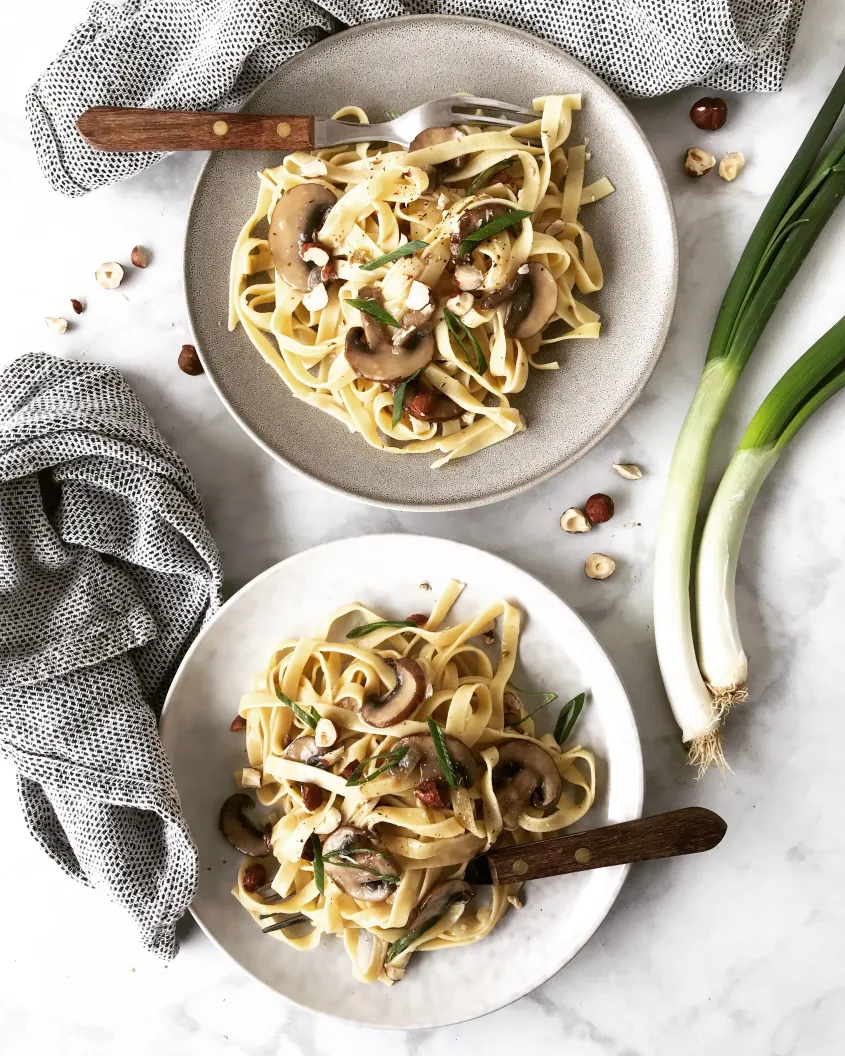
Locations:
346;619;421;639
312;834;325;895
465;157;514;196
386;912;445;962
275;688;320;728
361;240;429;271
504;691;558;728
346;298;402;328
554;692;586;746
427;718;460;789
457;208;531;259
443;309;487;374
319;852;400;884
392;367;423;427
344;746;409;786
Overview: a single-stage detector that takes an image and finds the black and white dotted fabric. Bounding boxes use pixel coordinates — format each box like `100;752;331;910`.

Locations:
0;353;223;959
26;0;805;197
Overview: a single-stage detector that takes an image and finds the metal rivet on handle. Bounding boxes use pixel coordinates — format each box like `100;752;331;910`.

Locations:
277;122;291;139
574;847;591;865
512;859;528;875
213;121;229;136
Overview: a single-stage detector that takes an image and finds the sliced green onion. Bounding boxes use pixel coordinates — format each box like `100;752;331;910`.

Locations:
465;157;514;195
275;688;320;728
443;308;487;374
392;367;423;427
456;208;531;259
360;240;429;271
346;619;421;639
427;718;460;789
312;834;325;894
654;65;845;771
344;746;409;786
386;912;445;963
319;852;400;884
504;691;558;727
696;316;845;704
346;298;402;328
553;692;586;745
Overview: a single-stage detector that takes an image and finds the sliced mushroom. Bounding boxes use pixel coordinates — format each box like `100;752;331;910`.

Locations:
345;325;435;383
283;735;330;767
493;740;563;830
390;733;477;788
451;203;511;263
269;183;336;292
361;658;426;727
406;879;473;934
322;825;401;902
481;262;557;339
404;378;463;422
218;793;270;857
407;126;466;175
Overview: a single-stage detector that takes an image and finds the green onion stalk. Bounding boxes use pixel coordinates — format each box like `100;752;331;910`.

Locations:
653;65;845;772
696;316;845;705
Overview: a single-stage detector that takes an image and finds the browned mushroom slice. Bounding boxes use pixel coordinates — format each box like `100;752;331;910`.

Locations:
218;793;270;856
322;826;401;902
451;203;511;263
391;732;477;788
406;879;473;934
408;126;466;175
345;326;435;383
283;735;326;766
493;740;562;830
268;183;336;292
403;379;463;422
505;263;558;338
361;658;426;727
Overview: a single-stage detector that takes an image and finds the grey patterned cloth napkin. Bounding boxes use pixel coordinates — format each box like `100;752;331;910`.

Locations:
0;353;223;959
28;0;805;197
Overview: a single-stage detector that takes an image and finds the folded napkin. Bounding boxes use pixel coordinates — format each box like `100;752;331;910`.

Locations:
0;353;223;959
28;0;805;197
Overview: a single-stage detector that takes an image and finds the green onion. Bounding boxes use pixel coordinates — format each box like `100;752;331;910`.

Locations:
346;619;421;639
319;852;400;884
275;688;320;728
360;240;429;271
653;65;845;772
553;692;586;745
504;691;558;727
456;208;532;259
312;834;325;894
465;157;515;195
696;315;845;710
392;367;423;427
346;298;402;328
443;308;487;374
427;718;460;789
386;912;444;963
344;746;409;786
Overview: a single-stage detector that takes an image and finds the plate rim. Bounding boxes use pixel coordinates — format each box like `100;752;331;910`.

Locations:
183;14;678;513
161;533;645;1029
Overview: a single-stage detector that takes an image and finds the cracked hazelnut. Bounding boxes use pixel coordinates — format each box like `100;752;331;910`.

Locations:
560;507;591;533
130;245;149;268
242;863;267;892
690;97;728;131
301;243;330;267
230;715;247;731
70;298;85;315
314;718;337;748
612;463;643;480
300;783;323;811
234;767;262;788
584;493;614;523
95;262;124;289
719;152;746;182
684;148;716;178
302;282;328;312
454;264;484;291
585;553;616;580
44;316;68;334
178;344;204;375
445;291;474;316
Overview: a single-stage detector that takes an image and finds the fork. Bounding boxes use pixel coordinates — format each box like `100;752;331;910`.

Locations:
75;96;540;153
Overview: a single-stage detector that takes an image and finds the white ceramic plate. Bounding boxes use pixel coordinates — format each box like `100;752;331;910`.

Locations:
160;535;644;1028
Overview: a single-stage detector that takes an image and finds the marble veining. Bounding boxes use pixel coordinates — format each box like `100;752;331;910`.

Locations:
1;1;844;1053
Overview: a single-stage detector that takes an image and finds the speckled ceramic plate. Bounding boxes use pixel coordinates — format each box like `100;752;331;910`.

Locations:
160;534;644;1029
184;16;676;510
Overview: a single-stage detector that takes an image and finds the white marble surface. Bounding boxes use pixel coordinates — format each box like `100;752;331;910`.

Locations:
2;3;844;1053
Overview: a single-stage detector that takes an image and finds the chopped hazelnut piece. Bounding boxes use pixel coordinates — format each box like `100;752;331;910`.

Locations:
302;282;328;312
719;152;746;182
95;262;124;289
178;344;204;375
130;245;149;268
612;463;643;480
560;507;591;533
300;158;328;178
234;767;262;788
585;553;616;580
445;291;474;316
314;718;337;748
70;298;85;315
683;148;716;178
44;316;68;334
454;264;483;291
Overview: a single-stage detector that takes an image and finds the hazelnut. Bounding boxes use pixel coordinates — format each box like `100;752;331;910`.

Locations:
301;243;330;267
454;264;484;291
339;761;359;781
44;316;68;334
719;152;746;182
414;777;448;810
234;767;262;788
95;262;124;289
242;863;267;893
301;836;316;862
445;291;474;316
612;463;643;480
690;97;728;131
300;783;323;812
130;245;149;268
585;553;616;580
178;344;204;375
300;158;329;178
406;613;428;626
683;148;716;178
584;493;614;523
70;298;85;315
314;718;337;748
302;282;328;312
315;806;342;835
407;389;439;419
229;714;247;731
406;280;432;311
560;507;591;533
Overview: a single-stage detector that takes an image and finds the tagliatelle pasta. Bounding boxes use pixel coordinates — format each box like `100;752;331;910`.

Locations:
229;95;612;467
226;581;596;984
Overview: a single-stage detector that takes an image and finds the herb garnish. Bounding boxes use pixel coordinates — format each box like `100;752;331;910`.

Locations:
427;717;460;789
386;913;444;962
344;745;410;786
443;309;487;374
312;833;325;894
554;692;586;745
361;240;429;271
275;688;321;728
504;690;559;727
346;619;421;639
321;850;400;884
465;157;515;196
456;208;531;259
346;298;402;328
392;367;423;426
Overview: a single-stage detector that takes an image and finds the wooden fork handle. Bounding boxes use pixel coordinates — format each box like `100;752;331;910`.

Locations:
76;107;314;152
